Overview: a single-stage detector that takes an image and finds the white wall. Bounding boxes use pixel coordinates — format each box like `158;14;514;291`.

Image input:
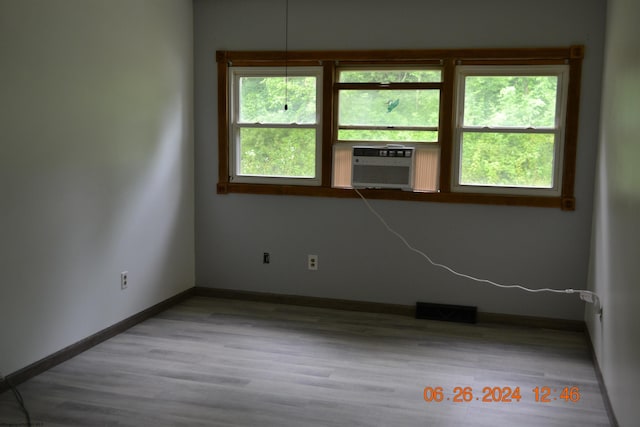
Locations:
0;0;194;375
587;0;640;425
194;0;606;320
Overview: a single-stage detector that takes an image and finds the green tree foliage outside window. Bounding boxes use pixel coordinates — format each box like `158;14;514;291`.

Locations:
338;89;440;143
237;75;318;177
338;69;441;144
235;69;562;186
240;128;316;177
460;75;560;188
460;133;555;187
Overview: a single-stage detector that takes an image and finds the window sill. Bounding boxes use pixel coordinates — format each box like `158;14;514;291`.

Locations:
217;182;575;210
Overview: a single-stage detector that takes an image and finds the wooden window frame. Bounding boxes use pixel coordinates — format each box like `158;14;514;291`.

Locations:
216;47;583;210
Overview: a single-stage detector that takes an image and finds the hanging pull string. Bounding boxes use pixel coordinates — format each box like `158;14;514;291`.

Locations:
353;188;602;311
284;0;289;111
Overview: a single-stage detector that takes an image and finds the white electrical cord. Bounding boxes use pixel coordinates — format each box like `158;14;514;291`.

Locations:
0;370;32;426
354;189;602;313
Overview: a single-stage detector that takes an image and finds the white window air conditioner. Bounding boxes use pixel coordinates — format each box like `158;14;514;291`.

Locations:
351;145;415;190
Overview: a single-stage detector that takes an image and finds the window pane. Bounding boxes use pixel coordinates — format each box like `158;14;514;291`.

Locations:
460;132;555;188
338;129;437;142
239;128;316;177
339;69;441;83
463;76;558;128
239;76;317;124
339;90;439;127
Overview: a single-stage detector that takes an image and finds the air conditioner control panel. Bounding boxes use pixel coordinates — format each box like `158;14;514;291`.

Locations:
353;147;413;158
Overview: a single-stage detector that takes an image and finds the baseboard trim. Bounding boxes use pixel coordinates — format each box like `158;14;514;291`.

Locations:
477;312;585;332
585;331;619;427
193;287;586;331
1;287;195;393
193;287;414;316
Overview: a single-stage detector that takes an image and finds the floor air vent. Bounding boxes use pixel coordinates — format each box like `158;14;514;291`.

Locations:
415;302;477;324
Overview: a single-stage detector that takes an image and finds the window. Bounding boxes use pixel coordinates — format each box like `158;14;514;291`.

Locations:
217;47;583;210
333;68;441;192
453;66;569;196
228;67;322;185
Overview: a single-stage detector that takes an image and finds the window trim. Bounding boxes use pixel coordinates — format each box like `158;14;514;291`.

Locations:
216;47;584;210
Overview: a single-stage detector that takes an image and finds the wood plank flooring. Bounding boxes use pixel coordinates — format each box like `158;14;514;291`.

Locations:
0;296;610;426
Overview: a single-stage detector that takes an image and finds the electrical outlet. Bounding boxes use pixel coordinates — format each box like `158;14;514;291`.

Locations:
120;271;128;290
308;254;318;270
263;252;270;264
579;290;603;317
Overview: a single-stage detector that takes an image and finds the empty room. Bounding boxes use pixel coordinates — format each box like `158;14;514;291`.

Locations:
1;0;638;426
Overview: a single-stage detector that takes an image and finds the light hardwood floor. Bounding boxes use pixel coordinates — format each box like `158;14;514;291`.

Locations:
0;296;610;426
